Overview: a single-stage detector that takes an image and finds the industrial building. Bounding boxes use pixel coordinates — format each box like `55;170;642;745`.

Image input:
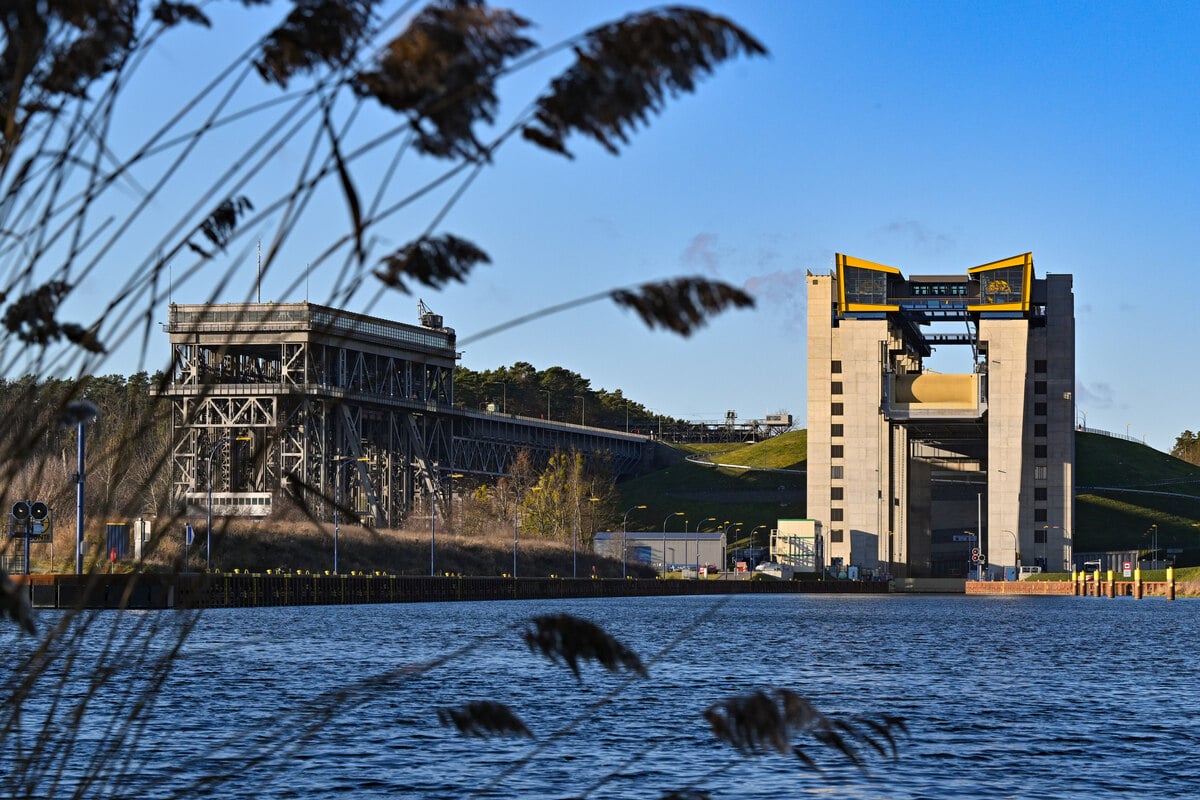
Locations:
593;531;727;574
160;301;648;527
806;253;1074;579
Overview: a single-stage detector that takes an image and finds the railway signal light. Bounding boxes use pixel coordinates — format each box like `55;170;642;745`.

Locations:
10;500;52;537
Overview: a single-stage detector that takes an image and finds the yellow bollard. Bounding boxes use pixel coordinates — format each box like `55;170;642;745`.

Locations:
1134;566;1143;600
1167;565;1175;601
1107;569;1115;599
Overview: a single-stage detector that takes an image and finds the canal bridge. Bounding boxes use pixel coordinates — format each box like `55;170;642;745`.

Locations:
161;302;651;527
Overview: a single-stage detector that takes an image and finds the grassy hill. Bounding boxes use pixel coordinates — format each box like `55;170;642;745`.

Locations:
620;429;1200;562
616;430;806;551
1076;432;1200;557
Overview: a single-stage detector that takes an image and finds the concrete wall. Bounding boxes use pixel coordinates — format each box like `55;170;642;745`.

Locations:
806;275;835;561
980;318;1028;572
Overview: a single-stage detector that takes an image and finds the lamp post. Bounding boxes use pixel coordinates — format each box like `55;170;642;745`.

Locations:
333;456;369;574
1043;524;1072;573
424;465;439;578
574;394;585;425
576;496;600;578
721;520;730;575
749;524;768;567
206;434;251;572
542;390;551;420
66;400;100;576
1001;529;1018;578
513;485;542;578
621;504;646;579
692;517;715;570
1147;523;1159;569
450;473;464;527
722;520;742;572
662;511;684;576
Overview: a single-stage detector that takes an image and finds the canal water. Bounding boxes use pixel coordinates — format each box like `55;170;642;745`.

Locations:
4;594;1199;798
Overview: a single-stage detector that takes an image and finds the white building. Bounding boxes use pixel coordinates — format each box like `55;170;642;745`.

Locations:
593;531;727;572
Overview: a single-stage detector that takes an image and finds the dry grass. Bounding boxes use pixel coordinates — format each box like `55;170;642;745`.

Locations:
1176;577;1200;598
38;515;659;579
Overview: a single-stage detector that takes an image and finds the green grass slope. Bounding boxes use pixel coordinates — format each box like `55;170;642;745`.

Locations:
616;430;807;550
703;429;808;470
1075;432;1200;558
619;429;1200;563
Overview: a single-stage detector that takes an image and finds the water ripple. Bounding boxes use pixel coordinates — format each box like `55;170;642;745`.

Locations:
4;594;1199;798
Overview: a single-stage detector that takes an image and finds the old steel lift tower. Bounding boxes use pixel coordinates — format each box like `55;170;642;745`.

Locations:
163;301;459;526
163;300;651;527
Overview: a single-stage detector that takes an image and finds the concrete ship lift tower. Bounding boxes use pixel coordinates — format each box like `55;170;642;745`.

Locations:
806;253;1075;579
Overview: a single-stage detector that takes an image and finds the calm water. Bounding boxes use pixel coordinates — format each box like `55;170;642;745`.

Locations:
4;594;1199;799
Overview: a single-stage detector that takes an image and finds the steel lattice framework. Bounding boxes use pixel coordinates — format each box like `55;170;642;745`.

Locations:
162;302;650;526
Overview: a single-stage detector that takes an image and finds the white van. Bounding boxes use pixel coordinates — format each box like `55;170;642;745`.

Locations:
754;562;794;580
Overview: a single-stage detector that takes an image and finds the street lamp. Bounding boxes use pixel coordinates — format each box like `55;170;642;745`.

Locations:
1001;529;1018;577
749;524;768;566
64;400;100;576
1043;524;1072;573
574;394;585;425
662;511;684;576
429;474;439;577
542;390;551;420
692;517;715;570
621;504;646;579
450;473;464;526
333;456;370;574
722;521;742;572
206;434;251;572
513;485;542;578
575;496;600;577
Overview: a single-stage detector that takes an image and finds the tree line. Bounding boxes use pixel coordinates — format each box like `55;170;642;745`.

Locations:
454;361;680;434
0;373;174;523
1172;430;1200;466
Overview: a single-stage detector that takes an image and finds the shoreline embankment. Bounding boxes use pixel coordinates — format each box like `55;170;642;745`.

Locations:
17;572;890;610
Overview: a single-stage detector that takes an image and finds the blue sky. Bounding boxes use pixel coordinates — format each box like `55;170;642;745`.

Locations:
64;1;1200;451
